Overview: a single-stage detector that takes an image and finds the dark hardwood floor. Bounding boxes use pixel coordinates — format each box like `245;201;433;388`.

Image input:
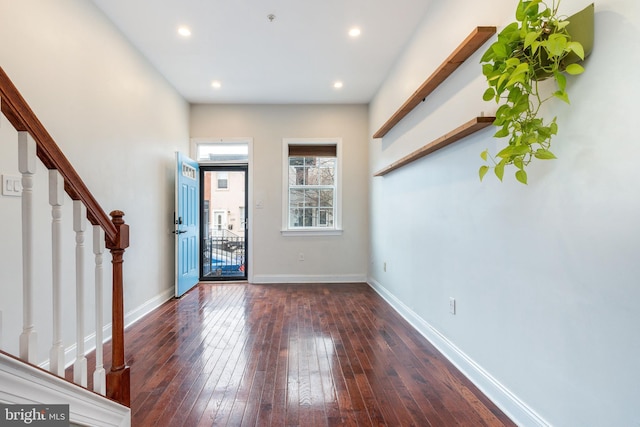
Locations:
80;283;515;426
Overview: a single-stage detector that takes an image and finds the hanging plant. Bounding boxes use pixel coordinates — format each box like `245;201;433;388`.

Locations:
479;0;593;184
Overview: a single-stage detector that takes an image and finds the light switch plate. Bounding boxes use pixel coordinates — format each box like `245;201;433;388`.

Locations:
2;174;22;197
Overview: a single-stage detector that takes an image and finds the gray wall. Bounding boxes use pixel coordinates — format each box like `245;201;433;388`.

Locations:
369;0;639;425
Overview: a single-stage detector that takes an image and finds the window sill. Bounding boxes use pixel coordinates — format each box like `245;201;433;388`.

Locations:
281;228;343;237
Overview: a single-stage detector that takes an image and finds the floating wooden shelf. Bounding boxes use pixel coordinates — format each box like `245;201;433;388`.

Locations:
373;116;495;177
372;26;496;139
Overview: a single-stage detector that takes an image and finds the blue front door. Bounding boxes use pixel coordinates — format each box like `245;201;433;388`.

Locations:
175;152;199;297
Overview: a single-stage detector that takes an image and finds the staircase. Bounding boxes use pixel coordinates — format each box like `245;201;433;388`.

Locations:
0;67;130;425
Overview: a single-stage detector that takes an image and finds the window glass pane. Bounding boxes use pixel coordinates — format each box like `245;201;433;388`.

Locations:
289;166;305;186
303;208;315;227
297;167;306;185
319;172;333;186
318;157;334;167
289;189;305;207
304;189;319;207
290;208;302;227
319;209;334;227
197;143;248;162
289;157;304;186
306;165;319;185
288;167;295;186
319;189;333;207
319;210;327;226
318;158;335;185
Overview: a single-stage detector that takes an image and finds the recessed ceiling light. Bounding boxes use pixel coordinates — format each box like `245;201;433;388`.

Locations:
348;27;361;37
178;26;191;37
211;81;222;89
333;81;344;89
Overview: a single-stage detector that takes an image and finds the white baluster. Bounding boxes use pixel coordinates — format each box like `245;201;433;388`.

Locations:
18;132;37;363
73;201;87;386
49;170;65;376
93;225;106;395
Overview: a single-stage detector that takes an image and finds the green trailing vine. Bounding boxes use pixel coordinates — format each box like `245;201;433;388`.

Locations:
479;0;585;184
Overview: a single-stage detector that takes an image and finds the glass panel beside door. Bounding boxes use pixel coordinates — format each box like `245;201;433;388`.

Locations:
200;165;248;280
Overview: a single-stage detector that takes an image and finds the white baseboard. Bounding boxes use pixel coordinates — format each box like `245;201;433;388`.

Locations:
367;278;549;427
39;287;174;371
1;352;130;427
252;274;367;284
123;287;174;329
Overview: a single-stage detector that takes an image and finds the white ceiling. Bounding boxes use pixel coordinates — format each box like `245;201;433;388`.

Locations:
90;0;432;104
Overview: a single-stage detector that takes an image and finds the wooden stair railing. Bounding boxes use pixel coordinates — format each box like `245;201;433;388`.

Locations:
0;66;130;406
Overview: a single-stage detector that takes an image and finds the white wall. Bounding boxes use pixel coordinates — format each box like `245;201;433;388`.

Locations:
369;0;640;425
0;0;189;363
191;104;369;283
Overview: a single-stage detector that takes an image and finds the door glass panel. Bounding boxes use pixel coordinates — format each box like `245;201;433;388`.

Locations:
202;168;247;279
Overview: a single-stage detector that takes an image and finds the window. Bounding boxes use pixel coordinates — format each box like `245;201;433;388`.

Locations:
217;172;228;189
282;138;342;235
193;141;249;163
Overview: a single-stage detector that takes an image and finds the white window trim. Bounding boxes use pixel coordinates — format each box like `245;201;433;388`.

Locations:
281;137;343;236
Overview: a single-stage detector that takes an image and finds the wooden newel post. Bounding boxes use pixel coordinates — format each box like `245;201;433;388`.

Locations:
105;210;130;407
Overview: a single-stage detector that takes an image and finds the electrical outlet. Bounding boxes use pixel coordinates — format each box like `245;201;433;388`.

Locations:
449;297;456;315
298;252;304;261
